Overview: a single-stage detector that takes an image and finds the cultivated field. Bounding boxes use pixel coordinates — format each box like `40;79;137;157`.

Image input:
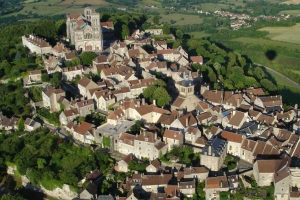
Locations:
200;3;229;11
232;37;300;50
258;24;300;44
281;0;300;4
152;14;204;25
279;9;300;15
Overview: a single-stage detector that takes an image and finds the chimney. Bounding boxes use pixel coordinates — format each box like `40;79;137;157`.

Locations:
143;130;146;136
142;98;145;105
208;145;212;155
295;104;298;110
186;116;189;127
154;133;157;140
153;99;156;106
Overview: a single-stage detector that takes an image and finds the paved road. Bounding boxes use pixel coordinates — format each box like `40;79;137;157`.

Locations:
255;63;300;88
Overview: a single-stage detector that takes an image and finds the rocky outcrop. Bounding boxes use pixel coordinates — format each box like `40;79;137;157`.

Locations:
7;166;77;200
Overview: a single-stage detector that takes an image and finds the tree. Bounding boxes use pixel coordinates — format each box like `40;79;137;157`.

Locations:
162;25;170;34
50;72;62;88
130;121;142;133
153;87;171;107
121;24;130;40
71;57;81;66
37;158;46;169
18;118;25;131
153;15;160;25
41;73;49;82
260;78;277;91
80;52;97;66
176;29;183;39
143;85;156;103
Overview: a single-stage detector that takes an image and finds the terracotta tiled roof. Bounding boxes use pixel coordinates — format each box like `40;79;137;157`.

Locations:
186;127;199;135
63;108;79;117
246;88;265;96
228;111;245;127
172;97;185;108
74;121;93;135
154;40;167;46
100;21;114;28
164;129;181;140
259;95;282;107
119;132;136;146
67;14;81;19
150;159;161;168
178;113;197;128
202;90;223;104
78;76;92;87
241;138;256;152
220;131;243;143
76;99;94;108
29;70;42;75
206;176;228;189
121;153;135;164
255;159;282;173
196;112;212;123
195;136;207;146
190;56;203;63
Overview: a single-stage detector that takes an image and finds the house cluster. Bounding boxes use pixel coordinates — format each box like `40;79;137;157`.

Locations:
18;8;300;199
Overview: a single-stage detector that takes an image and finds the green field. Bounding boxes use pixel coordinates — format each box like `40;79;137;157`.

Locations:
279;9;300;15
258;23;300;44
232;37;300;51
157;14;204;25
190;31;211;38
200;3;230;11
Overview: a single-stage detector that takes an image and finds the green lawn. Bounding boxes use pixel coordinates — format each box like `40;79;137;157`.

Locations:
190;31;211;38
232;37;300;51
258;23;300;44
279;9;300;15
200;3;230;11
159;14;203;25
266;70;300;105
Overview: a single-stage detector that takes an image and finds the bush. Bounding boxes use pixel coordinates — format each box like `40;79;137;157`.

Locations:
36;107;60;126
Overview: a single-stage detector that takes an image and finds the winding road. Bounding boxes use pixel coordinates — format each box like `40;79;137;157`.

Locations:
254;63;300;88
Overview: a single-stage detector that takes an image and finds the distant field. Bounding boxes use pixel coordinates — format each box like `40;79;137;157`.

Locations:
279;9;300;15
290;69;300;75
142;0;161;5
232;37;300;51
266;70;300;105
281;0;300;4
190;31;211;38
158;14;204;25
200;3;229;11
258;24;300;44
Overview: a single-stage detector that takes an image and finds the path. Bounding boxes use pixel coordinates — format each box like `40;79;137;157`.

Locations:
255;63;300;88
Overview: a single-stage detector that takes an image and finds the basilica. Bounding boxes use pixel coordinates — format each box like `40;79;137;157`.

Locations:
66;7;103;52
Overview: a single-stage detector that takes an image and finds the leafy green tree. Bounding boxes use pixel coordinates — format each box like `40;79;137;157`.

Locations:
253;67;265;80
41;73;49;82
80;52;97;66
130;121;142;133
71;57;81;66
128;160;147;172
143;85;156;103
121;24;130;40
176;29;183;39
18;118;25;131
37;158;46;169
162;25;170;34
153;87;171;107
50;72;62;88
0;60;11;76
1;194;26;200
153;15;160;25
260;79;277;91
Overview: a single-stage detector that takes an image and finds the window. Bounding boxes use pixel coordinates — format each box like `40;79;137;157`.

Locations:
229;146;232;150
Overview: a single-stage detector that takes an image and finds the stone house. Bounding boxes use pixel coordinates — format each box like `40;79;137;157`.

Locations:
118;131;168;160
106;108;125;126
225;110;249;130
146;159;161;173
44;56;62;74
253;159;283;186
61;65;83;81
200;137;227;171
52;42;70;57
153;40;167;51
254;95;283;113
170;112;198;134
177;166;209;182
179;180;196;198
185;127;201;145
72;99;95;117
59;108;79;126
163;129;183;150
219;131;243;157
27;70;42;84
42;85;65;112
204;176;229;200
201;90;223;106
240;138;257;163
128;173;173;193
24;118;41;132
67;121;95;144
203;125;222;139
190;56;203;65
78;76;98;98
222;93;243;110
0;116;19;131
22;34;52;55
92;90;115;111
116;154;136;173
144;29;163;35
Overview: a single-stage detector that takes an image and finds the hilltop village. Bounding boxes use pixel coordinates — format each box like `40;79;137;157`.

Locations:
13;6;300;200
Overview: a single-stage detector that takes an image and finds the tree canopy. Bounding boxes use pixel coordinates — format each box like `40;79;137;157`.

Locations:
80;52;97;66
